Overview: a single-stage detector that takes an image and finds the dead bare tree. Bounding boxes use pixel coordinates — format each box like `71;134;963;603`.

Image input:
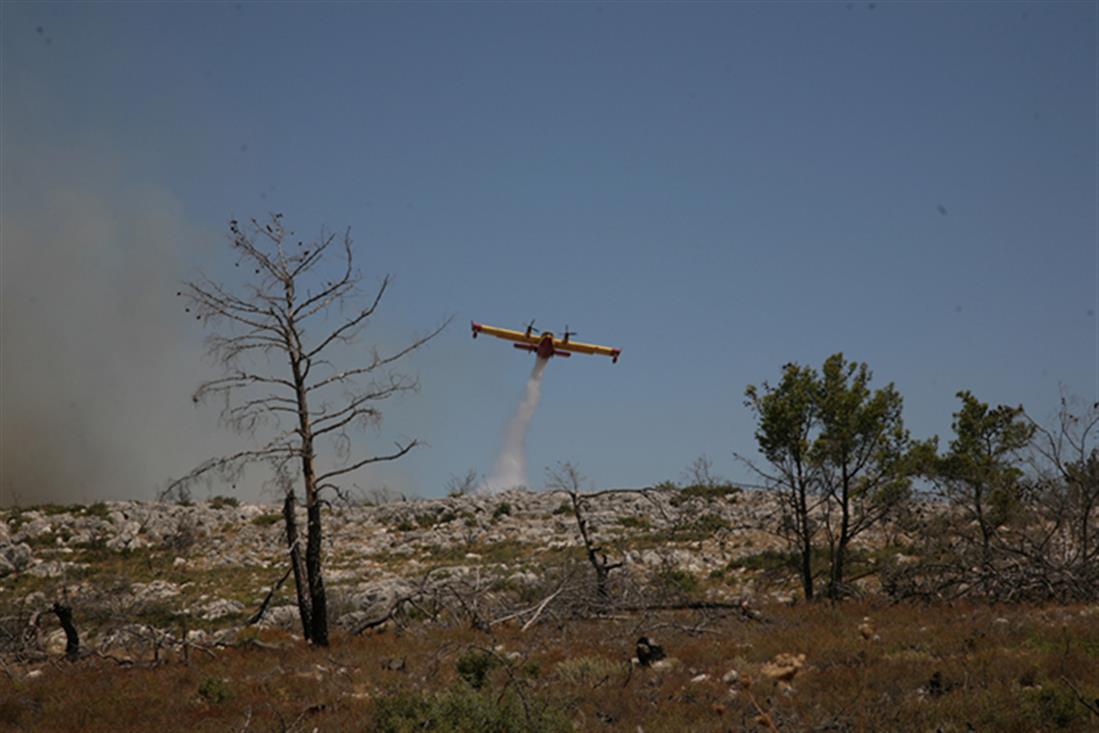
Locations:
166;213;448;645
445;469;481;497
1026;393;1099;584
681;454;721;489
545;462;623;604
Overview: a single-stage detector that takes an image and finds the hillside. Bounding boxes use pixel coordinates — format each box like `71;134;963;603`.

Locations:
2;490;1097;732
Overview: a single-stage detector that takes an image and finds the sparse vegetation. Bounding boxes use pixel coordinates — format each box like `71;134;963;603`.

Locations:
2;601;1096;732
207;496;239;509
249;512;282;527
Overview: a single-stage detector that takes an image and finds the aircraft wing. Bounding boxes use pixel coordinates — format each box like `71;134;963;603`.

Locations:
471;322;540;346
553;338;622;363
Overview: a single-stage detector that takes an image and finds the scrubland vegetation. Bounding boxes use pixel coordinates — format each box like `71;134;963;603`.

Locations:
2;600;1097;732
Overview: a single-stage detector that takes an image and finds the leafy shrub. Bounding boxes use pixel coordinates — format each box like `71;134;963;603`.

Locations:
492;503;512;520
85;502;111;518
552;502;572;516
655;568;699;595
197;676;231;704
40;504;81;516
250;513;282;527
677;483;741;503
455;650;500;690
1031;687;1083;728
734;549;800;572
208;495;239;509
618;515;651;529
554;655;622;685
693;513;730;533
369;686;570;733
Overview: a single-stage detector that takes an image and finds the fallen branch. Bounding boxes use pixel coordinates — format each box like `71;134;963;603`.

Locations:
521;587;565;632
489;586;566;629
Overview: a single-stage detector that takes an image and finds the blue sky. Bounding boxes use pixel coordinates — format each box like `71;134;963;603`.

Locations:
2;2;1095;502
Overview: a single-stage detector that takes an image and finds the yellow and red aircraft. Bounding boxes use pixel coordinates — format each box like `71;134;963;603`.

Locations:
471;320;621;364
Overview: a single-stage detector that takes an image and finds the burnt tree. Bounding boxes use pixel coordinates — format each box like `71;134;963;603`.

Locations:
546;462;622;603
167;214;447;645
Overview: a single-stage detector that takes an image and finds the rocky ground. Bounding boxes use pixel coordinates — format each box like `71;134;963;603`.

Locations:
0;487;810;656
3;490;1098;732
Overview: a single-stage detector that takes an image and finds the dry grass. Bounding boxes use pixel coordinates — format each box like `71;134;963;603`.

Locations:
2;600;1097;732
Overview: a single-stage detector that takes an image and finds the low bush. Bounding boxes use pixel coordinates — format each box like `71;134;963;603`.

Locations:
455;650;499;690
369;686;570;733
198;676;231;704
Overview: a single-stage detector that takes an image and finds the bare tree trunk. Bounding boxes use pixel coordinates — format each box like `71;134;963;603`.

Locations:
568;490;620;604
283;491;313;642
288;318;329;647
794;460;814;601
798;512;814;601
305;494;328;645
829;469;851;600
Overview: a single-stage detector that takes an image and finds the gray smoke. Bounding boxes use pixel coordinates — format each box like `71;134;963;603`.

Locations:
483;357;549;493
0;147;237;505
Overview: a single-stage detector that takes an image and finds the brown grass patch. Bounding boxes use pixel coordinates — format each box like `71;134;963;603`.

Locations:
2;601;1097;732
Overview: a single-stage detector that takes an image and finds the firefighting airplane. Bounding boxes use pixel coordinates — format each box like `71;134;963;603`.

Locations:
471;320;621;364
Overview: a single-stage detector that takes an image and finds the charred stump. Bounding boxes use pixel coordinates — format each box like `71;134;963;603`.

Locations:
51;602;79;660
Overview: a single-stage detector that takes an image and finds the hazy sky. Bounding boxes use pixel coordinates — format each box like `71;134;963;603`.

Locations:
2;1;1095;503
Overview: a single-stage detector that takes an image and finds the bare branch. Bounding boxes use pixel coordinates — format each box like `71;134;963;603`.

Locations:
316;440;419;484
306;317;452;393
304;276;389;360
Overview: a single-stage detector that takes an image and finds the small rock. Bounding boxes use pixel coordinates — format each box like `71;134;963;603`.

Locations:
761;653;805;683
45;628;75;656
690;673;710;684
199;599;245;620
722;669;739;684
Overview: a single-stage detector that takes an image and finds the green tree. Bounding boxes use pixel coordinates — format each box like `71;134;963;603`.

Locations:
743;363;821;600
813;354;916;600
932;392;1033;560
744;354;921;601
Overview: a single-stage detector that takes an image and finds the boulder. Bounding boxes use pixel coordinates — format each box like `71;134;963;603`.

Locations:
27;561;67;578
1;543;33;573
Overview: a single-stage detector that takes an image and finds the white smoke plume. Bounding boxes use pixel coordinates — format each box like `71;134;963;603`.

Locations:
483;357;549;493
